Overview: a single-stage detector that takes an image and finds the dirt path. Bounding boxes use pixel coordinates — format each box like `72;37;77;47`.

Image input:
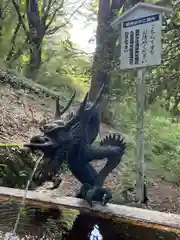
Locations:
1;84;180;214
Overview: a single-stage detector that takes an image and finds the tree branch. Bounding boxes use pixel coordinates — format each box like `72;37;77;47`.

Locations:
41;0;53;28
45;0;64;31
8;37;29;65
1;0;10;19
41;0;47;16
46;0;86;35
110;0;126;16
6;21;21;61
11;0;28;36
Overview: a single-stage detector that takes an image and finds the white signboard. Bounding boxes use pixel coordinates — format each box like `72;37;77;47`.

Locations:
120;13;162;70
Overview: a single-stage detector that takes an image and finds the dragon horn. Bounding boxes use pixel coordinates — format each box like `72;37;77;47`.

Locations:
79;91;89;112
58;92;89;131
55;90;76;119
90;84;105;109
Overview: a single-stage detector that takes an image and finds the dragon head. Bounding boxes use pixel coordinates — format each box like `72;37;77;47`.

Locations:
24;84;105;151
22;92;77;186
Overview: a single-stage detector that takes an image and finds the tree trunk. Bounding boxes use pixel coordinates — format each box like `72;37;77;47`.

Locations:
89;0;124;102
0;3;2;42
25;38;42;79
88;0;142;106
25;0;43;79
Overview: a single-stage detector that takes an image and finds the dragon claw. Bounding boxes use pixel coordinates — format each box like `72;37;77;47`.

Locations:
102;191;112;205
86;189;94;207
85;186;112;207
48;175;62;190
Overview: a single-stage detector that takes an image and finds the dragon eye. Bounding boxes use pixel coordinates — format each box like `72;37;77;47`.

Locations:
44;137;50;141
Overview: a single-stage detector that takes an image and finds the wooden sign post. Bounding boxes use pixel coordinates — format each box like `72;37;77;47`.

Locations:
111;3;172;202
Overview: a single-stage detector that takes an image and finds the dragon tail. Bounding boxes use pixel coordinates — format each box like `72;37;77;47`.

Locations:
100;133;126;155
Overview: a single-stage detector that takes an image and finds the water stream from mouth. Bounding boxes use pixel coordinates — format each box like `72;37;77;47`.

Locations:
4;153;44;240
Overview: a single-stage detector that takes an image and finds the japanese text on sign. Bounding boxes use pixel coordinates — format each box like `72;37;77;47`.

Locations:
121;13;162;70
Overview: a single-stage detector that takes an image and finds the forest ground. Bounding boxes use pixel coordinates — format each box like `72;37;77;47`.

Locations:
1;83;180;215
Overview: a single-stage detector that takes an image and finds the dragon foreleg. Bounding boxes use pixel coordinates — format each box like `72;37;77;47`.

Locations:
75;134;127;206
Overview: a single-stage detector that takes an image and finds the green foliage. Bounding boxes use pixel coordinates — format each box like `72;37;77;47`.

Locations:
147;1;180;103
111;0;180;109
0;147;37;189
0;69;74;101
105;96;179;189
108;2;180;190
0;0;91;97
0;0;89;80
35;38;91;96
